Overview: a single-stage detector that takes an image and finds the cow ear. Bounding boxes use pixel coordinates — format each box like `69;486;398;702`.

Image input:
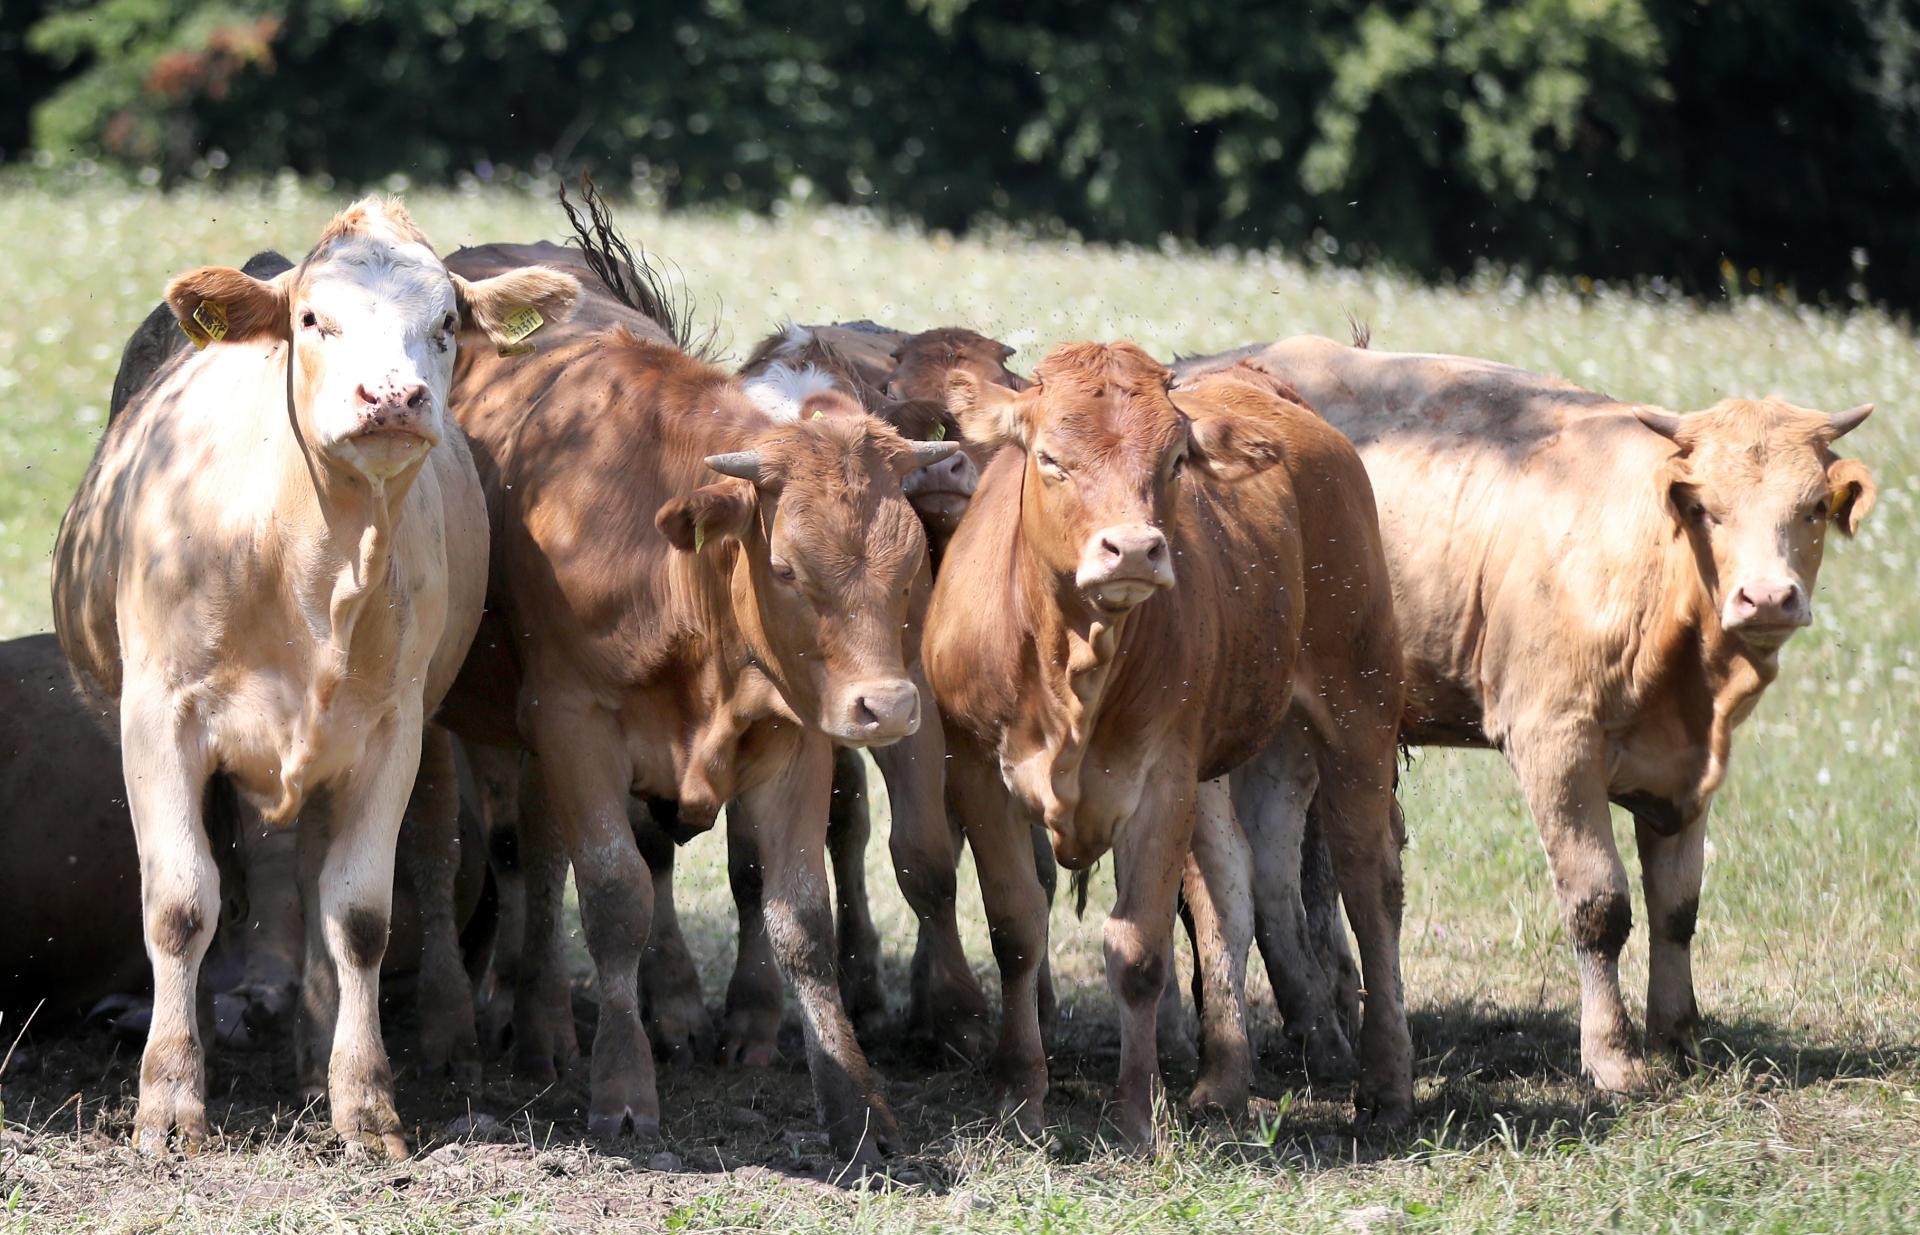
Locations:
1187;414;1285;484
947;371;1025;447
1652;455;1701;526
451;266;582;346
165;266;291;345
1827;457;1877;537
656;481;756;553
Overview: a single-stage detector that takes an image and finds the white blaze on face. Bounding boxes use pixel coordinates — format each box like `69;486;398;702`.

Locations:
294;230;459;479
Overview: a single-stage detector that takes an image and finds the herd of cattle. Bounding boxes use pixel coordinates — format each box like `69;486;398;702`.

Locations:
0;190;1878;1171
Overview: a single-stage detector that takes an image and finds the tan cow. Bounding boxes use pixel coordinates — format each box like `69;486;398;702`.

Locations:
1179;335;1878;1091
439;236;956;1169
925;345;1412;1145
51;199;579;1157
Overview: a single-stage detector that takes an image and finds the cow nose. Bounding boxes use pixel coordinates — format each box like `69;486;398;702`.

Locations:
355;381;430;417
1077;523;1175;612
903;448;978;497
1728;579;1809;629
835;679;921;746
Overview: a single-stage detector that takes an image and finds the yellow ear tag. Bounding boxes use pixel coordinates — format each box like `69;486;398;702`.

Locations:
497;305;545;357
182;300;227;348
693;525;706;553
811;409;826;421
929;421;946;441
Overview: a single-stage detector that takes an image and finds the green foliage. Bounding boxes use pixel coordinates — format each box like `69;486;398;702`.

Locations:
12;1;1920;303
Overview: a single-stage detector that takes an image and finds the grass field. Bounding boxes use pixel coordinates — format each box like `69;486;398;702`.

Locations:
1;176;1916;1233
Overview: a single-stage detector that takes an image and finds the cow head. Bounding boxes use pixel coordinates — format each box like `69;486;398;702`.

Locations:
948;341;1285;616
883;328;1027;536
1637;399;1877;651
656;411;958;746
162;197;579;485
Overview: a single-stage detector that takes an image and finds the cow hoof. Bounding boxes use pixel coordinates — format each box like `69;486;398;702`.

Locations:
1186;1076;1249;1122
132;1100;207;1158
335;1101;410;1162
587;1107;662;1143
724;1038;778;1070
1585;1052;1655;1094
1352;1095;1412;1137
720;1004;783;1069
1299;1020;1359;1082
645;1001;716;1070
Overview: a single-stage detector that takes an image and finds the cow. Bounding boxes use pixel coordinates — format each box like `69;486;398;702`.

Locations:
437;230;958;1169
923;344;1413;1146
0;630;492;1051
50;198;580;1157
1177;335;1879;1092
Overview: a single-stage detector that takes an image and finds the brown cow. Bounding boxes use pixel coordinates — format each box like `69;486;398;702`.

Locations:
925;345;1412;1145
51;199;579;1157
439;239;956;1168
1179;335;1879;1091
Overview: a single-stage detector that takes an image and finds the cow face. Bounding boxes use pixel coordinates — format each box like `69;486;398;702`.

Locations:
883;329;1026;534
657;412;958;746
163;198;578;485
1638;399;1877;651
948;341;1285;616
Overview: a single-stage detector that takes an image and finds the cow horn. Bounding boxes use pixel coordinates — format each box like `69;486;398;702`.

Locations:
1633;407;1687;440
1828;403;1873;439
704;450;762;481
908;440;960;468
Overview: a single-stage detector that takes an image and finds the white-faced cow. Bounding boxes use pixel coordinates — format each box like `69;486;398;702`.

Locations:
1178;335;1878;1092
51;199;579;1157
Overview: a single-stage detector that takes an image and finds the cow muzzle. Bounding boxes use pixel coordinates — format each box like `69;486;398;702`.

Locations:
1076;523;1174;613
335;377;439;476
901;448;979;522
1723;577;1812;644
826;677;922;747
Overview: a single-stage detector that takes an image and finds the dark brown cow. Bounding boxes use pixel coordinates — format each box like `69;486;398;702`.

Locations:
924;345;1412;1145
439;240;955;1167
1179;334;1879;1091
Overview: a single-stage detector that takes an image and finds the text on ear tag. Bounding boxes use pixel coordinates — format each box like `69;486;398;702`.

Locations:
497;340;537;358
182;300;228;348
500;306;545;344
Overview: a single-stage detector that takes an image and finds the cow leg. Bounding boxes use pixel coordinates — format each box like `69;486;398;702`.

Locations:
1156;938;1197;1070
1510;728;1647;1092
633;804;713;1067
312;716;421;1159
529;713;657;1139
466;742;526;1056
1314;760;1415;1130
734;738;899;1170
721;803;786;1069
509;762;583;1081
873;695;990;1061
1106;772;1197;1151
1636;811;1706;1067
1230;729;1357;1078
397;723;480;1085
951;734;1050;1138
228;804;303;1039
121;693;219;1154
828;748;888;1039
1032;823;1060;1038
1184;777;1255;1118
1302;802;1363;1046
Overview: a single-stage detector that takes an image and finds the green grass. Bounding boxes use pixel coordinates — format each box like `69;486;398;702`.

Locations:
1;176;1916;1233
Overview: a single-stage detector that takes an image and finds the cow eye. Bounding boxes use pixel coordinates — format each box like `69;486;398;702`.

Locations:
1169;452;1188;477
441;312;457;333
1810;497;1830;521
770;558;797;584
300;309;318;330
1034;450;1066;477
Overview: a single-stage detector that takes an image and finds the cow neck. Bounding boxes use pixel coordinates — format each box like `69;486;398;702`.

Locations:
1012;476;1138;833
1647;524;1779;812
658;526;774;817
264;362;423;823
